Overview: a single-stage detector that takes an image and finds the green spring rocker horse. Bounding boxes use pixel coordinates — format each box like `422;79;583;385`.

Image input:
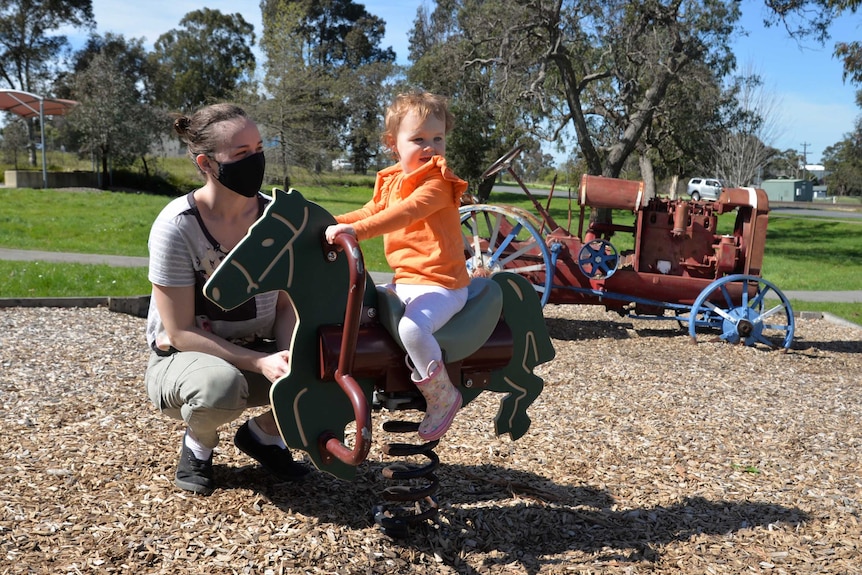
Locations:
204;188;555;536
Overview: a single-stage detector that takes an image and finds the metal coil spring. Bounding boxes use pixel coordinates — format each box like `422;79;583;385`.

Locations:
372;420;441;538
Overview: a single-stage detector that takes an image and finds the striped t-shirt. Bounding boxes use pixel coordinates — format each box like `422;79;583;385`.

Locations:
145;192;279;353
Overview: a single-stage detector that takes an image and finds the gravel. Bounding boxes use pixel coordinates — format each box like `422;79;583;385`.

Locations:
1;304;860;574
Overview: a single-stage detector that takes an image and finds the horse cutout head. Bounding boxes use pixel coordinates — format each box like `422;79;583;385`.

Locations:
204;188;377;478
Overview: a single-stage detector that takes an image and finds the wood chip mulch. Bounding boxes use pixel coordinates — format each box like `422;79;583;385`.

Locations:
1;304;860;574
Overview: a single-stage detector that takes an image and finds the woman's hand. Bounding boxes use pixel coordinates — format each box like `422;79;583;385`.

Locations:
257;349;292;383
325;223;356;244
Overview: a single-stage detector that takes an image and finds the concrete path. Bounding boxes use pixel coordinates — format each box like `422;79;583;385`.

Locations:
0;248;397;291
0;248;148;267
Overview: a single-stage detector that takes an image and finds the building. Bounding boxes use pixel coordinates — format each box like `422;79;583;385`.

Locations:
760;179;813;202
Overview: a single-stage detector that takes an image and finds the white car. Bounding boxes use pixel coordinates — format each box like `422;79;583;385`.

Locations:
686;178;723;201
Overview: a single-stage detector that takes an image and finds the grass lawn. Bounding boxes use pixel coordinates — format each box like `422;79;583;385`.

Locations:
0;186;859;325
1;260;151;298
760;215;862;290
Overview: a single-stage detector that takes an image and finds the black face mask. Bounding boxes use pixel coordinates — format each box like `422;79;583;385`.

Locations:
215;151;266;197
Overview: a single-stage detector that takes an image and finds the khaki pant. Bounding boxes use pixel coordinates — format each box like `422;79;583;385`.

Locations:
145;351;273;449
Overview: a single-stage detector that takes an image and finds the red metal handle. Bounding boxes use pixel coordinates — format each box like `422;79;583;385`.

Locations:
318;233;372;466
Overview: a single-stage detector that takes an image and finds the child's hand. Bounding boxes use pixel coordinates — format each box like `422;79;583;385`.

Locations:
325;224;356;244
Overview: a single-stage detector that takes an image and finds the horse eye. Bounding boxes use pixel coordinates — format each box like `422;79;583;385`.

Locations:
261;238;275;248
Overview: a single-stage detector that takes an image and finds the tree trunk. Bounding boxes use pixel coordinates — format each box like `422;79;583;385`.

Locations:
100;152;109;190
639;153;656;202
27;120;37;167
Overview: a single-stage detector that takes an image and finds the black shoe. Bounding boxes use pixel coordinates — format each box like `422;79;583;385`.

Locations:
175;433;214;495
234;421;310;482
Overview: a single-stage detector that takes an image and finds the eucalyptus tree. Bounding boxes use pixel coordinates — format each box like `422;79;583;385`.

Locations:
762;0;862;189
760;0;862;85
55;33;157;103
0;0;94;164
0;0;94;92
258;0;395;181
409;0;741;203
630;60;726;194
406;1;524;199
150;8;256;113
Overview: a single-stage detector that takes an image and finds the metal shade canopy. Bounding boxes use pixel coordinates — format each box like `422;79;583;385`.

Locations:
0;89;79;188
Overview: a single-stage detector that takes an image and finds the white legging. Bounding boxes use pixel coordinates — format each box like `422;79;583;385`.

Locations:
389;283;469;379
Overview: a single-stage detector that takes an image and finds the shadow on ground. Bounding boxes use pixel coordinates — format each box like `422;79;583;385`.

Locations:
225;460;808;574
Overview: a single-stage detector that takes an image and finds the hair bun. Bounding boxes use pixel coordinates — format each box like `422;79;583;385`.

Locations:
173;116;191;134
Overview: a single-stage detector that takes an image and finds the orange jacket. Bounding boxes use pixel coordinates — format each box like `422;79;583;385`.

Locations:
336;156;470;289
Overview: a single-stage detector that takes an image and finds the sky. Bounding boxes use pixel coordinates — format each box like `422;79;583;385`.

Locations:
78;0;859;165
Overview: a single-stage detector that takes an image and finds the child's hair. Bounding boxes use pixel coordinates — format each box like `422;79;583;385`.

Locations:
382;91;455;150
172;103;249;166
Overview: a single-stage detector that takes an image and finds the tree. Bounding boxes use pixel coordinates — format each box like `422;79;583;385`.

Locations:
760;0;862;85
65;52;166;188
1;114;29;168
634;60;727;193
406;1;521;200
292;0;395;172
257;0;395;182
822;117;862;196
342;60;394;173
257;0;329;185
761;0;862;191
150;8;256;113
54;33;157;103
762;147;805;179
409;0;741;212
0;0;94;92
0;0;94;164
706;65;784;186
294;0;394;68
834;39;862;85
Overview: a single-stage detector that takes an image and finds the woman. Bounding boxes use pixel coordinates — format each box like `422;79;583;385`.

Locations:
145;103;308;495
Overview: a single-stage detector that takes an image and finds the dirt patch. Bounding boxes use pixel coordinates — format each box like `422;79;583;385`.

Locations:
1;305;860;574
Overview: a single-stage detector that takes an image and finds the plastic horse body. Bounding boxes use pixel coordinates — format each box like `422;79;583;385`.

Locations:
204;188;555;481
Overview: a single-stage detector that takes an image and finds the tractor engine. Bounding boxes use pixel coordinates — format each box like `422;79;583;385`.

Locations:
633;186;769;280
578;175;769;281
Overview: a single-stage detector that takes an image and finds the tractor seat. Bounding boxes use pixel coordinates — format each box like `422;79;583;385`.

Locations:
375;277;503;362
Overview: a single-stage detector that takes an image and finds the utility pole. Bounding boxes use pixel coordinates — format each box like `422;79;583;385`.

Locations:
800;142;810;180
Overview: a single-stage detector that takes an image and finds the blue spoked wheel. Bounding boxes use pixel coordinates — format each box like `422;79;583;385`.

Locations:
459;204;553;307
687;274;795;350
577;239;619;279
